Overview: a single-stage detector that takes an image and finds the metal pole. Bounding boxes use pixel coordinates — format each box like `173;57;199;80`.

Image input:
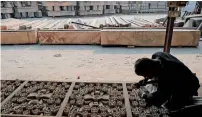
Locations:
71;21;100;29
163;7;176;53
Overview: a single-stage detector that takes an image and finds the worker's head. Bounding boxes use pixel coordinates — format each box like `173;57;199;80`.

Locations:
135;58;161;78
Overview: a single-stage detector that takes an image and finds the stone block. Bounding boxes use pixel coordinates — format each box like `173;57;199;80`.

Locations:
38;30;101;44
1;31;37;44
101;29;201;47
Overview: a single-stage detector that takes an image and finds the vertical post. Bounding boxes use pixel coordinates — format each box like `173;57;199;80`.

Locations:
163;7;176;53
163;17;175;53
163;1;187;53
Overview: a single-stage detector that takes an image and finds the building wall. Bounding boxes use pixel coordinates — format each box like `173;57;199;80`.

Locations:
1;1;169;19
1;1;41;19
78;1;103;16
78;1;117;15
13;1;41;18
117;1;168;13
140;1;168;13
1;1;14;19
41;1;77;16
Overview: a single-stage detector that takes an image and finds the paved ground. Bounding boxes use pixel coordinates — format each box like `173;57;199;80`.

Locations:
1;41;202;83
1;13;201;83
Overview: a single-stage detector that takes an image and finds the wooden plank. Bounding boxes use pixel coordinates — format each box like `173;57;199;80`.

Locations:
31;19;48;29
120;17;131;27
83;20;92;29
1;19;29;30
1;81;28;107
138;17;159;25
52;19;66;29
11;20;39;30
42;20;61;30
110;17;118;26
56;82;75;116
128;20;142;27
1;30;37;44
68;24;80;30
60;19;72;29
34;20;54;30
114;16;127;26
38;30;101;45
123;83;133;117
131;19;146;26
101;29;201;47
88;19;100;28
99;19;106;27
105;17;113;26
134;17;149;25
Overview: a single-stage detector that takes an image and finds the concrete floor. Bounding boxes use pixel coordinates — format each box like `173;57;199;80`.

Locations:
1;41;202;83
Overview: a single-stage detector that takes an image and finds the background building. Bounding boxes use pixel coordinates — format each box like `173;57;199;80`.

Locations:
1;1;42;19
1;1;169;19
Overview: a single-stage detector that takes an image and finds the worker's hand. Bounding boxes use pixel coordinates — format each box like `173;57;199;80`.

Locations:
142;93;153;107
142;93;147;99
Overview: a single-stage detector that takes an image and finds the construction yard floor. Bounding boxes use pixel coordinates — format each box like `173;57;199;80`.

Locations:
1;41;202;83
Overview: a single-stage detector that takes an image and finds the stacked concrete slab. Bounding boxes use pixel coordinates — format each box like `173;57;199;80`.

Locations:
42;1;76;17
41;1;117;16
1;1;14;19
140;1;168;13
117;1;168;13
78;1;104;16
103;1;117;14
13;1;41;18
118;1;140;13
1;19;37;44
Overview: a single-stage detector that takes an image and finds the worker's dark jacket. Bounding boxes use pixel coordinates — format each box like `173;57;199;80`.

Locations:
146;52;200;107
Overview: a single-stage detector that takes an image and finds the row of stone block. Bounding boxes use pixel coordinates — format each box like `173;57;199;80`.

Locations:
1;29;201;47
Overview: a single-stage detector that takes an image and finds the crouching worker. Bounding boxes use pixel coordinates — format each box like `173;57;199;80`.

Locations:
134;52;200;111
